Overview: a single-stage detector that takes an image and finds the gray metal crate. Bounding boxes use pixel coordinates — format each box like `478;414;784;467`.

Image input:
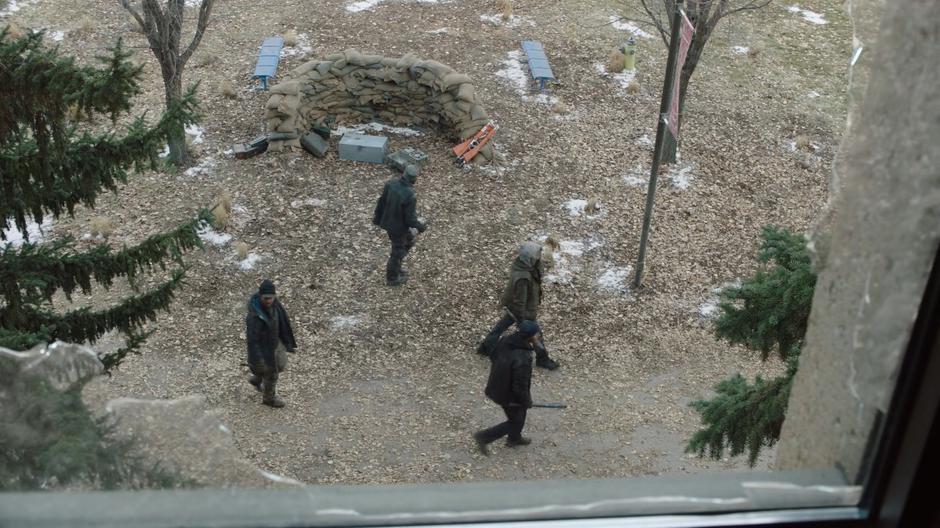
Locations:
338;133;388;164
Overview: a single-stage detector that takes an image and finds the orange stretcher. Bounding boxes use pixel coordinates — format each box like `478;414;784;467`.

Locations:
453;122;498;166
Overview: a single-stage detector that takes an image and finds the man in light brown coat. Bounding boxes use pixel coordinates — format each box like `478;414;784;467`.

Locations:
477;241;559;370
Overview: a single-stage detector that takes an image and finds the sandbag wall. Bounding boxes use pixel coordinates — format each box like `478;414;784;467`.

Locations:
263;49;495;162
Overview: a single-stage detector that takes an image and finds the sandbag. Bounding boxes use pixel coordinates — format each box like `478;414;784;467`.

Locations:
441;72;471;90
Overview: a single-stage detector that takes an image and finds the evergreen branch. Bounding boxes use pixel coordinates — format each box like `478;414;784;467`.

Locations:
0;211;207;307
0;89;199;236
686;366;795;466
16;269;186;345
99;328;153;371
713;226;816;361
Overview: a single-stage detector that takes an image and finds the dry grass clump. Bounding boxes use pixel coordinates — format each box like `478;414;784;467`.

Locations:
218;80;237;99
209;192;233;229
795;135;811;150
543;235;560;253
496;0;513;21
747;47;760;59
67;104;89;122
234;241;250;260
2;21;28;42
89;216;114;239
73;17;94;36
607;50;626;74
626;82;641;95
194;53;219;68
585;198;600;214
282;29;298;47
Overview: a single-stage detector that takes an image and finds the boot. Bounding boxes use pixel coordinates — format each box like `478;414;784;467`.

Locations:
262;378;285;408
536;348;559;370
248;374;263;393
386;274;408;286
472;431;491;456
506;436;532;447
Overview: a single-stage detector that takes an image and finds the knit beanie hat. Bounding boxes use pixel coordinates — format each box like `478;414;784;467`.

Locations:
518;320;540;337
258;279;276;296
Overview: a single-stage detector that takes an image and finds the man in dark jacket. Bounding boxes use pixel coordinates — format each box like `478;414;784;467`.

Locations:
246;279;296;408
373;165;427;286
477;241;559;370
473;321;540;455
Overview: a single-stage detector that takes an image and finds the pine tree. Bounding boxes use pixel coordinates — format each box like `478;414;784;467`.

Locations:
687;226;817;465
0;29;207;369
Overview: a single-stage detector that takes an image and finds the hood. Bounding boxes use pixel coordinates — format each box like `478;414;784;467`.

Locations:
248;293;270;322
512;241;543;271
505;331;535;351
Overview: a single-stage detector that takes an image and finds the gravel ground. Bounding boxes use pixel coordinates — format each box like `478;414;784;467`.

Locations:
6;0;850;485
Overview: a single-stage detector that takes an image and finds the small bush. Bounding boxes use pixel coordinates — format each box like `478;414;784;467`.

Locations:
218;80;236;99
282;29;298;47
497;0;513;21
89;216;114;239
607;50;626;73
234;241;250;260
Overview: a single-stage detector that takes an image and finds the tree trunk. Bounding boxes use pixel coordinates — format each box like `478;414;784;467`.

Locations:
161;62;188;167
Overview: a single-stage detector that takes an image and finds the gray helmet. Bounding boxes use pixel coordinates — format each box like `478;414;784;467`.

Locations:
404;165;419;183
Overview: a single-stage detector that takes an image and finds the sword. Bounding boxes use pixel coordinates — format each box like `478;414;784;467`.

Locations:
531;402;567;409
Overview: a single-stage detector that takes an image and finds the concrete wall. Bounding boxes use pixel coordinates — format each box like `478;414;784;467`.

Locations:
777;0;940;482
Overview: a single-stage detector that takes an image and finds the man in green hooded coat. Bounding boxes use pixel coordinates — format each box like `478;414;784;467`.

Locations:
477;241;560;370
373;165;428;286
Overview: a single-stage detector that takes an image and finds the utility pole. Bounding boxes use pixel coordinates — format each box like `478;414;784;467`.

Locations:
633;0;685;288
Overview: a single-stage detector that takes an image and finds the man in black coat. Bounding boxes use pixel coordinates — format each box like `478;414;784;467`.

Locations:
246;279;296;408
473;321;540;455
373;165;427;286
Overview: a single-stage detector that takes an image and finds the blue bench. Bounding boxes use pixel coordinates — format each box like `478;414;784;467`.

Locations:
253;37;284;91
521;40;556;91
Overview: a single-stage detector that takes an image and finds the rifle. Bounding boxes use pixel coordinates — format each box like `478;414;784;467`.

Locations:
531;402;567;409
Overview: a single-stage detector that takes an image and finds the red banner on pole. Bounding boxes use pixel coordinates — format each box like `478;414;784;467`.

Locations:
667;11;694;138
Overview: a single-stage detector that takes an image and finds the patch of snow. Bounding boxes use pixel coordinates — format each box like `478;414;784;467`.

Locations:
669;163;694;190
495;51;555;105
238;253;262;270
197;225;231;246
787;5;827;25
49;30;64;41
480;14;534;28
290;198;328;209
563;198;604;219
609;16;653;39
594;63;637;89
623;165;648;187
731;46;749;55
330;315;363;330
347;0;444;12
495;50;530;97
427;27;450;34
0;0;37;17
541;238;597;285
184;157;217;177
184;124;205;144
1;217;53;249
158;144;170;158
334;122;422;137
698;299;720;319
184;0;202;6
282;32;313;58
597;266;632;293
635;134;653;147
807;90;821;98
